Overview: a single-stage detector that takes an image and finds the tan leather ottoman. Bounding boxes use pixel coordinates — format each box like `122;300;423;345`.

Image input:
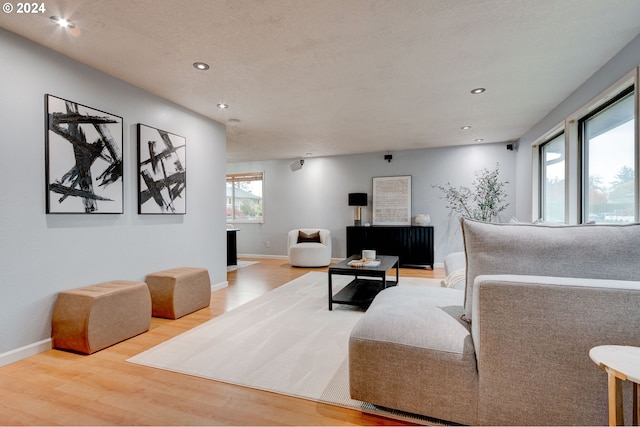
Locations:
52;280;151;354
145;267;211;319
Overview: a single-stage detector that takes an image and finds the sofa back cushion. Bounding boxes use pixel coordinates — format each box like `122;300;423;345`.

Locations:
461;219;640;322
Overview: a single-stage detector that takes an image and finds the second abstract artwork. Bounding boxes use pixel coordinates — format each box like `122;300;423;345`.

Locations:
137;124;187;214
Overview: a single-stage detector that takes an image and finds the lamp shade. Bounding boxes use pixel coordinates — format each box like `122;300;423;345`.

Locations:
348;193;368;206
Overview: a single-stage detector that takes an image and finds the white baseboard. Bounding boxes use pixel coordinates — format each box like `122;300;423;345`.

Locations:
0;338;52;367
212;280;228;292
238;254;345;263
238;253;288;259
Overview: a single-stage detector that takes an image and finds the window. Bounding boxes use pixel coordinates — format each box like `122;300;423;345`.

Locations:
534;69;638;225
540;133;565;222
226;172;264;223
580;87;635;224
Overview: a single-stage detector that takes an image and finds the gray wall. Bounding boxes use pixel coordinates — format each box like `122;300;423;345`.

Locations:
514;33;640;220
0;29;227;355
227;143;517;263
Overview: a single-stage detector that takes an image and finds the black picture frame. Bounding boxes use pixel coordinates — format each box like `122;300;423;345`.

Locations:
137;123;187;214
45;94;124;214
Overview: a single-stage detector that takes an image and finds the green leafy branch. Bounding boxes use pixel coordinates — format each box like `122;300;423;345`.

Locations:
433;163;509;222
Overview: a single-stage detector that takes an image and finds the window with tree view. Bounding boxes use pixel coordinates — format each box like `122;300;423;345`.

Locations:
540;133;565;222
226;172;264;223
581;87;635;224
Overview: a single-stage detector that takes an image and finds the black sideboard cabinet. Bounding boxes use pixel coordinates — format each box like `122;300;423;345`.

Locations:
346;225;434;269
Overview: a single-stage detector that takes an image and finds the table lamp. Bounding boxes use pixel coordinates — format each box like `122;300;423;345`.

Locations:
348;193;368;226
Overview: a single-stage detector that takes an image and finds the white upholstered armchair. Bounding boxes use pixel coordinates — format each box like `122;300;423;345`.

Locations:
287;228;332;267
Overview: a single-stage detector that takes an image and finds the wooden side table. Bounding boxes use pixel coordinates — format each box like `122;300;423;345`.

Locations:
590;345;640;426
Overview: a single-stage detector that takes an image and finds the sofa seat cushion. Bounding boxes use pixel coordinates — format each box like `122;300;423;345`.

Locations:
349;286;478;425
288;243;330;267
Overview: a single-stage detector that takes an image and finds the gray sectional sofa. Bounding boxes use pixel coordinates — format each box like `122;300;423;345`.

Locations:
349;218;640;425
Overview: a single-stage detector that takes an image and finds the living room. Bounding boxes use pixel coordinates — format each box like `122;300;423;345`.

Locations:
2;1;640;425
227;143;516;261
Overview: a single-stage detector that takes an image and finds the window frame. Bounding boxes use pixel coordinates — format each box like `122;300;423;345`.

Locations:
578;85;635;224
538;131;566;222
226;171;265;224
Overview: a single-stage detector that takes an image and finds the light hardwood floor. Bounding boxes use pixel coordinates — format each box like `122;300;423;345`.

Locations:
0;258;445;426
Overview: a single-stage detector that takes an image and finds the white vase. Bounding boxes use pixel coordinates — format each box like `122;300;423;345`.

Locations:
415;214;431;226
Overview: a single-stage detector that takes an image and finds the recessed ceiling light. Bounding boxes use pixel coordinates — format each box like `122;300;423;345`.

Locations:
217;103;229;109
475;138;484;142
470;87;486;94
227;118;240;124
50;16;75;29
305;152;313;157
193;62;209;70
461;125;472;130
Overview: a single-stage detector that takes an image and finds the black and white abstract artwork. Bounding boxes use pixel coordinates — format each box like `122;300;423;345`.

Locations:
45;94;123;214
137;124;186;214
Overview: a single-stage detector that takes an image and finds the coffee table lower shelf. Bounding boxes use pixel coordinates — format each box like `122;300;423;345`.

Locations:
331;278;397;308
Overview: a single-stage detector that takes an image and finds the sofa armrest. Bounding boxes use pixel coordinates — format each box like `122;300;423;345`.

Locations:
472;274;640;426
318;229;331;250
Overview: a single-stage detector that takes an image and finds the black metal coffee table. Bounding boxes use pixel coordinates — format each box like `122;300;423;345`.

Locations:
328;255;399;310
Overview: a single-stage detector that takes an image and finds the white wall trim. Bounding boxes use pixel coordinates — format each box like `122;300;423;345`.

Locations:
238;253;288;259
212;281;228;292
0;339;52;367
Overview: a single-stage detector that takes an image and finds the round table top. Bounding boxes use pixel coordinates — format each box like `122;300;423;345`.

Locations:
590;345;640;383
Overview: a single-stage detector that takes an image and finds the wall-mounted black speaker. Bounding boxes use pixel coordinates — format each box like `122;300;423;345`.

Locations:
506;143;514;151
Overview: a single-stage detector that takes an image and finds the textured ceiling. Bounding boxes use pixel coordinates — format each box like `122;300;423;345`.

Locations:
2;0;640;162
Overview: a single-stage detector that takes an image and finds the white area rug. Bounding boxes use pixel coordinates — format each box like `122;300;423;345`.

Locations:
128;272;444;424
226;260;259;271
